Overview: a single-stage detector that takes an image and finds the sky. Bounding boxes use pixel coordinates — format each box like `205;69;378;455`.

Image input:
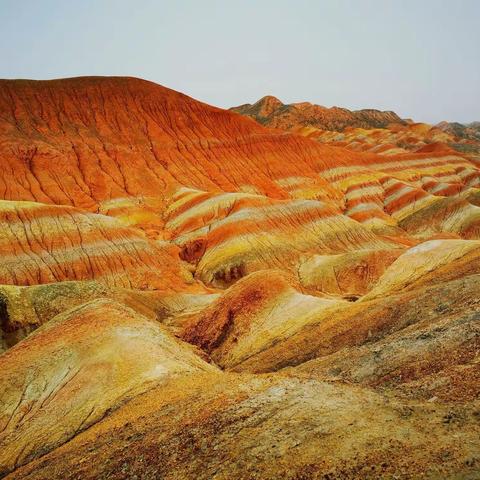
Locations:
1;0;479;123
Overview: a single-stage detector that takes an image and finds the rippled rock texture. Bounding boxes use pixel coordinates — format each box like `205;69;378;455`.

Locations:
0;77;479;479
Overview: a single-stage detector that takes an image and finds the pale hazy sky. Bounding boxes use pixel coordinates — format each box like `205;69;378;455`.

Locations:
1;0;479;123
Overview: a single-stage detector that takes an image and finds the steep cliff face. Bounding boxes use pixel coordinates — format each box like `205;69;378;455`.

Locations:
1;77;480;479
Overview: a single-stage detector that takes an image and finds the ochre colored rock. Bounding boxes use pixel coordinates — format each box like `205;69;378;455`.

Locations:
8;372;480;480
298;249;402;296
0;77;479;479
363;239;480;300
230;270;480;374
293;274;480;403
183;270;343;369
0;280;217;352
0;299;217;476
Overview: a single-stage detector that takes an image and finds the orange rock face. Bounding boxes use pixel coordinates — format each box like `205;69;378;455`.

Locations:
0;77;480;479
0;77;364;206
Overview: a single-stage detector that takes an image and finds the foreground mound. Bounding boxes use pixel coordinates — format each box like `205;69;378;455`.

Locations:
8;373;480;480
0;299;216;476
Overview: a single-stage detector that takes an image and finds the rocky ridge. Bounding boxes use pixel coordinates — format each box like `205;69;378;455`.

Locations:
232;95;480;157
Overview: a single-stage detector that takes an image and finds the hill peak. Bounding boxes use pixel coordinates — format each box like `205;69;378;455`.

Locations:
231;96;404;131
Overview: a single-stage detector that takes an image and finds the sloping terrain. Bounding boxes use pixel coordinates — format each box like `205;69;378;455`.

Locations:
0;299;215;477
231;95;404;131
0;200;192;291
7;372;480;480
0;77;363;205
232;95;480;157
0;77;479;479
437;121;480;142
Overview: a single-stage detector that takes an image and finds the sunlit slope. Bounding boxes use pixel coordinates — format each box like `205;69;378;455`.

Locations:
0;77;479;479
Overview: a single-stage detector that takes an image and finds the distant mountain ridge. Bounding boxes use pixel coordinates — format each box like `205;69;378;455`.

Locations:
230;95;405;131
231;95;480;156
436;120;480;141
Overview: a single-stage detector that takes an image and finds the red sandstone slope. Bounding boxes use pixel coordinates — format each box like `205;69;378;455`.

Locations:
1;77;480;295
0;77;382;208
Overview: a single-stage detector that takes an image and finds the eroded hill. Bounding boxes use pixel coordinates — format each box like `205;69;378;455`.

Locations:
0;77;479;479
